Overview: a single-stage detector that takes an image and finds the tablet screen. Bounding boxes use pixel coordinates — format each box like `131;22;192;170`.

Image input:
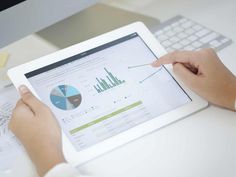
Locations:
25;33;191;151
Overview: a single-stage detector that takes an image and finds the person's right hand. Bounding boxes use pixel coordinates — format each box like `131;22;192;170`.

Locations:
151;48;236;111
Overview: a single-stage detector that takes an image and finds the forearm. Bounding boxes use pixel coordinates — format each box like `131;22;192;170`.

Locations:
217;75;236;111
32;149;66;177
23;140;66;177
234;80;236;111
44;163;80;177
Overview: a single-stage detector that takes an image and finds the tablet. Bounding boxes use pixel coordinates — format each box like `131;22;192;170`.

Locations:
8;22;208;166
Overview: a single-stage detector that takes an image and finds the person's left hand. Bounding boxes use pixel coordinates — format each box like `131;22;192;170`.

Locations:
9;85;66;177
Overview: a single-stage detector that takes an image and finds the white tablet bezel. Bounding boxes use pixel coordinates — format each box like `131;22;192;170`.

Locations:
8;22;208;166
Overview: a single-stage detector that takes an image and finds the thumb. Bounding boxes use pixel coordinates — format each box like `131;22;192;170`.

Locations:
18;85;43;113
173;63;198;89
9;100;34;133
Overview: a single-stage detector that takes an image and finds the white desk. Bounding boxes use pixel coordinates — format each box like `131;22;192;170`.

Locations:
1;0;236;177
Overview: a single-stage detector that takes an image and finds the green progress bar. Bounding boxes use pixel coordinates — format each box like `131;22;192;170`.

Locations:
70;101;143;134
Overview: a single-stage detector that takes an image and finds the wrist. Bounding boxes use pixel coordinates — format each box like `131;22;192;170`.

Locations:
33;148;66;177
232;79;236;111
234;98;236;111
25;141;66;177
219;77;236;111
227;78;236;111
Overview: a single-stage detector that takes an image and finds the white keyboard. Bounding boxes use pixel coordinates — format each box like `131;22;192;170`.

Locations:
154;15;232;52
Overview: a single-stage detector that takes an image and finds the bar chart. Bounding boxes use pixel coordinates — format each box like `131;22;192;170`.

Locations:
93;68;125;93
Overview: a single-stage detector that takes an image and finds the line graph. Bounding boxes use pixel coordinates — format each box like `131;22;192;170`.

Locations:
128;63;163;84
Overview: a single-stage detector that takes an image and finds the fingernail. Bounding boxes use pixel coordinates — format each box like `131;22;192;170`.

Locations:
151;62;159;67
19;85;29;95
151;62;157;67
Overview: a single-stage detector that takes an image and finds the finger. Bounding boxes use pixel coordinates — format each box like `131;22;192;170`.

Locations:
173;63;199;88
13;99;32;114
10;100;34;131
151;51;199;67
14;99;32;112
18;85;43;113
15;100;24;107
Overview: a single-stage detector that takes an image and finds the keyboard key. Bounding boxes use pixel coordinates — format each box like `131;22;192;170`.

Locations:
179;18;188;23
200;32;219;43
171;22;179;27
196;29;210;37
182;21;193;29
184;46;195;51
166;47;175;52
180;39;191;46
166;31;175;37
210;40;221;48
172;43;183;50
185;28;195;35
162;40;172;47
192;41;202;48
188;35;198;41
163;26;171;31
220;38;230;44
169;36;180;43
157;34;168;41
173;27;184;33
192;24;202;31
178;32;188;39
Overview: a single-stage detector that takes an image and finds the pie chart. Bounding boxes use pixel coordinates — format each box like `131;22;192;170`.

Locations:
50;85;82;110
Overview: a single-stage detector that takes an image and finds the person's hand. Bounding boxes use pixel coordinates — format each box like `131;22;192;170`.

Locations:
151;48;236;111
9;85;66;177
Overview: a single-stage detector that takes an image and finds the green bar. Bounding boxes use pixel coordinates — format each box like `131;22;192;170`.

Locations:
101;82;107;90
94;86;100;93
97;78;106;90
116;77;124;85
101;79;110;89
70;101;143;134
105;68;119;85
111;74;119;85
96;78;104;90
97;85;102;91
104;68;110;75
107;76;116;87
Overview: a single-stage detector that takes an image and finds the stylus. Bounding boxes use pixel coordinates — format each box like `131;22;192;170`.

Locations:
128;63;152;69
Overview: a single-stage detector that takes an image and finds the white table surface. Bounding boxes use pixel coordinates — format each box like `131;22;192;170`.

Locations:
1;0;236;177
